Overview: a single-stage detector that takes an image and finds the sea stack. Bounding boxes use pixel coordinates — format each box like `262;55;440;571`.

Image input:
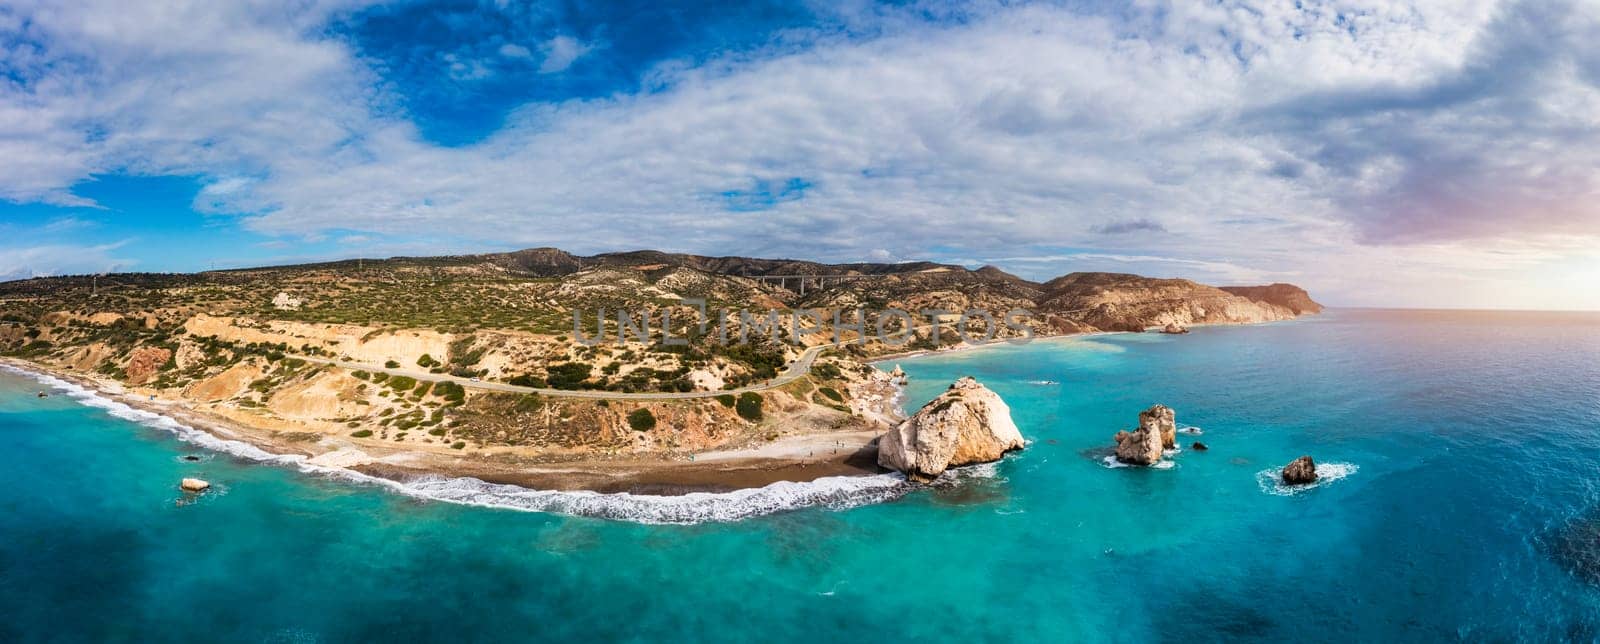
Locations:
180;478;211;492
877;377;1024;482
1113;404;1178;465
1140;404;1177;449
1281;456;1318;485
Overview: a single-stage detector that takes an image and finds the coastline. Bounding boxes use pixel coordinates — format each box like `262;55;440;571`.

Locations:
0;357;902;515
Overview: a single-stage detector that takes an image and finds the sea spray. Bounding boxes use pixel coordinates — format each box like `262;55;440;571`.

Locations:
0;363;915;524
1254;462;1358;496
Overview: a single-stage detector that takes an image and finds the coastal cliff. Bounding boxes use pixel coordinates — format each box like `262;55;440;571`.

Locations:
0;247;1318;492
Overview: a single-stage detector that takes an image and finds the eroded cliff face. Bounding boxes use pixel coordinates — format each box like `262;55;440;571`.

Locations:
878;377;1025;482
1038;273;1302;332
1219;284;1324;315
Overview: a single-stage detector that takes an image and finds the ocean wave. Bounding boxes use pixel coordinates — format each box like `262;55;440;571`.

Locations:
1;363;914;524
1255;462;1358;496
1099;456;1175;470
1178;426;1203;435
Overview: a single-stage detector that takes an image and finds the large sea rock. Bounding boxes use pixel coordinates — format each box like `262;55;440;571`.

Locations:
1113;404;1177;465
877;377;1024;482
1140;404;1177;449
1282;456;1318;485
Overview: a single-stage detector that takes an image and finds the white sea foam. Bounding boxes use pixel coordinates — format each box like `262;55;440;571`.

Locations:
1100;455;1174;470
1255;462;1359;496
1026;380;1059;386
1178;426;1203;435
1;363;915;524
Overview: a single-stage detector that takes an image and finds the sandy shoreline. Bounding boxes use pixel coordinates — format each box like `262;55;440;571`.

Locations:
0;357;891;496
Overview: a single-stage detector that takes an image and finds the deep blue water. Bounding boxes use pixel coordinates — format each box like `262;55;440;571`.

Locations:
3;309;1599;642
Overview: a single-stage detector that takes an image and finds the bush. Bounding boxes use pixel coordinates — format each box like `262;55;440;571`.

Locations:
508;374;547;388
450;441;466;450
350;429;373;438
434;381;466;403
627;408;657;432
384;360;400;369
715;394;736;408
818;387;843;402
417;354;439;368
736;392;764;421
545;362;593;390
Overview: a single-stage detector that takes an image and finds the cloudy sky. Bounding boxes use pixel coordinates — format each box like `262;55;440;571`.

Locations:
2;0;1598;309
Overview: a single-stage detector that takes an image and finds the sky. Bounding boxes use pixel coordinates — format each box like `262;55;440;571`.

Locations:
2;0;1599;310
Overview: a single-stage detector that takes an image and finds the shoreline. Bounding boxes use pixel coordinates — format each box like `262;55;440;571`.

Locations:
0;357;892;498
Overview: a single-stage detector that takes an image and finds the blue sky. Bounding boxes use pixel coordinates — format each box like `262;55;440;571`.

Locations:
3;0;1600;309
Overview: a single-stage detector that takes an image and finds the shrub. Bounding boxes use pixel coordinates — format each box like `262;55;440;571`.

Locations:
350;429;373;438
715;394;736;408
450;441;466;450
627;408;656;432
508;374;547;388
384;360;400;369
417;354;439;368
386;375;417;391
818;387;843;402
545;362;593;390
736;392;764;421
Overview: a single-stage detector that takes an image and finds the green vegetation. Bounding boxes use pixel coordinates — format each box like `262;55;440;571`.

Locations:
715;393;736;408
416;354;439;368
736;392;764;421
627;408;657;432
350;429;373;438
818;386;843;402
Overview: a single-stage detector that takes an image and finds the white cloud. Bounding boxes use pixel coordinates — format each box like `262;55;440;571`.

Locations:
2;1;1599;308
0;241;135;280
498;43;532;59
537;35;590;74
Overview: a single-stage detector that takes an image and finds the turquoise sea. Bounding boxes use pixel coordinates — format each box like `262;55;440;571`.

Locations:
3;308;1600;642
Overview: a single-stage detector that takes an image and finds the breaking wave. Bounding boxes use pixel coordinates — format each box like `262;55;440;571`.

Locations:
1255;462;1358;496
2;363;914;524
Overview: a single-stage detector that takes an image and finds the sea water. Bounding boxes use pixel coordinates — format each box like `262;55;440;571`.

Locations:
2;309;1598;641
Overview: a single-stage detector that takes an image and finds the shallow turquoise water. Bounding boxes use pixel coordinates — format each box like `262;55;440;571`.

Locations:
3;309;1600;642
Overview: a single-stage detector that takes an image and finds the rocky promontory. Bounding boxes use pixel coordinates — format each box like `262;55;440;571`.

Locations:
878;377;1025;482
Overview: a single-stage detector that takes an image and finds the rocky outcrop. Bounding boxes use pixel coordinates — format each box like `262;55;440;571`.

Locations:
180;478;210;492
1220;284;1324;315
1113;404;1177;465
123;346;172;385
1191;441;1208;451
877;377;1024;482
1113;424;1163;465
1282;456;1318;484
1160;323;1189;334
1141;405;1177;449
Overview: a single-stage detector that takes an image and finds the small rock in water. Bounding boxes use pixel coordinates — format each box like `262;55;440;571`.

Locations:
182;455;201;462
1281;456;1318;485
1191;442;1209;451
180;478;210;493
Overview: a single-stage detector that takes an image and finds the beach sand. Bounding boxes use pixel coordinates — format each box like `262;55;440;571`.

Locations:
3;357;890;496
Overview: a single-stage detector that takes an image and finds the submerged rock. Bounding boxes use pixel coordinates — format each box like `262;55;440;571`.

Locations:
877;377;1024;482
1281;456;1317;485
180;478;210;493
